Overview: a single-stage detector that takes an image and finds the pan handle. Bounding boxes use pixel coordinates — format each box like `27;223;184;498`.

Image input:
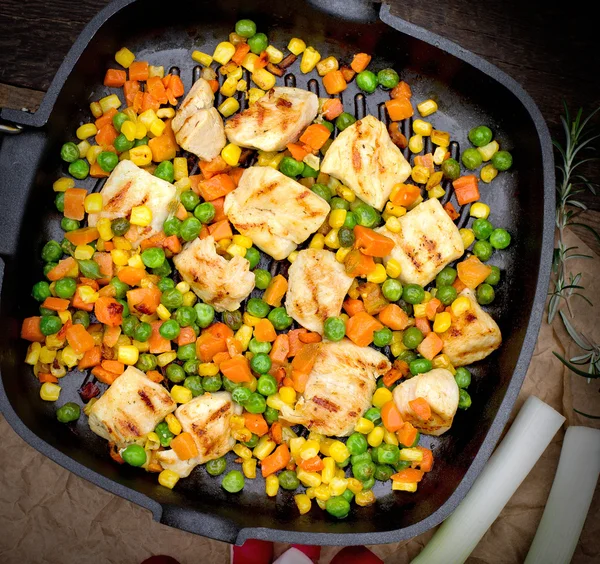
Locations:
307;0;381;23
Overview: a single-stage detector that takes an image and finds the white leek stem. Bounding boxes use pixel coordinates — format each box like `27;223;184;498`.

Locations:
525;426;600;564
411;396;565;564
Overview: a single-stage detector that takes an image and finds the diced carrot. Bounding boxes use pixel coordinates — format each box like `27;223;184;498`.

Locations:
298;332;321;344
388;122;408;149
141;92;160;113
163;235;182;255
205;322;234;340
340;65;356;82
391;81;412;99
443;202;460;221
414;153;434;172
453;277;467;293
79;277;99;291
243;413;269;437
345;311;383;347
21;317;45;342
322;70;347;95
409;397;432;421
175;327;196;347
350;53;371;73
66;324;95;354
287;142;309;161
126;287;161;315
282;375;294;388
146;370;164;383
116;266;146;286
344;249;376;277
211;197;227;222
207;219;233;242
199;226;210;240
170;203;186;222
64;227;100;248
381;400;404;432
263;275;288;307
148;321;172;354
57;320;72;340
166;75;184;98
123;80;140;106
270;421;283;444
343;298;365;317
195;331;227;362
254;318;277;343
93;252;113;284
353;226;395;257
146;76;168;104
397;421;418;447
391;468;424;483
299;456;325;472
417;332;443;360
199;156;231;179
90;162;110;178
457;255;492;289
229;167;244;187
453;175;480;206
41;297;70;312
102;359;125;375
415;317;431;335
270;334;290;364
128;61;149;82
94;296;124;327
132;91;144;113
232;42;251;65
287;329;309;358
378;304;409;330
299;124;331;151
78;345;102;369
95;124;118;147
261;444;291;477
290;342;320;376
321;97;344;120
47;257;78;282
212;352;231;367
140;232;167;251
391;184;421;207
220;355;252;383
95;107;118;130
38;373;59;384
102;325;121;348
382;367;405;388
170;432;199;460
148;120;178;162
63;188;87;221
208;79;219;93
415;446;434;472
385;97;414;121
425;298;443;321
71;288;94;312
197;173;236;201
226;336;244;357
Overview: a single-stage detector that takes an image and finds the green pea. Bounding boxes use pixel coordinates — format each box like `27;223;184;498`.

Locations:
331;197;349;211
352;452;372;466
436;285;457;306
141;247;166;269
132;322;152;342
32;281;51;302
40;316;62;336
436;266;457;287
247;297;270;318
61;238;76;256
244;247;261;269
278;470;300;490
458;389;472;409
245;392;266;414
110;276;130;298
235;19;257;38
472;218;494;240
338;226;355;248
410;358;432;375
122;444;147;467
54;277;77;299
264;405;279;425
491;150;512;171
193;202;215;224
207;456;228;476
161;288;183;309
342;489;354;503
398;351;418;366
363;407;381;425
485;265;501;286
336;456;351;468
222;376;241;393
377;68;400;89
249;338;271;355
60;142;80;163
335;112;356;131
60;217;80;232
184;375;204;397
136;353;158;372
346;432;368;456
111;217;130;236
180;189;200;211
251;353;272;375
455;367;471;389
116;298;129;318
489;228;511;249
56;402;81;423
257;374;277;396
155;421;174;447
352;460;376;481
254;269;272;290
203;374;222;393
394;459;412;472
374;464;394;482
158;277;175;293
184;359;200;375
97;151;119;173
403;284;425;304
134;136;149;147
121;316;138;337
321;120;334;133
68;159;89;179
160;319;181;340
441;158;460;180
356;70;378;93
180;217;201;241
163;217;182;237
194;303;215;328
279;156;304;178
112;112;129;132
268;307;292;330
72;310;90;328
154;161;174;183
325;496;350;519
473;240;493;262
468;126;493;147
153;260;172;277
323;316;346;342
43;262;58;278
243;433;259;448
221;469;245;493
377;443;400;465
403;327;424;349
476;283;495;305
374;328;393;348
175;306;197;327
166;363;185;383
462;148;483;170
55;192;65;212
382;278;403;302
247;32;268;54
232;386;252;405
302;162;319;178
311;183;332;203
354;204;380;228
114;133;135;153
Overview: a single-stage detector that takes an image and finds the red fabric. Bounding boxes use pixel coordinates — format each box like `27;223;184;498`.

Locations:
330;546;383;564
291;544;321;562
231;539;274;564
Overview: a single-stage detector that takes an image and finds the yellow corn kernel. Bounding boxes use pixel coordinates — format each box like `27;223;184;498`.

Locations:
240;52;259;73
385;258;402;279
40;382;61;402
265;45;284;64
158;469;179;489
324;228;340;249
139;313;157;324
221;142;242;167
451;296;471;317
345;478;362;495
385;216;402;234
355;489;376;506
116;334;132;348
256;150;281;168
413;303;428;319
329;441;350;463
152;305;170;323
295;494;312;515
76;123;98;140
289;437;306;460
385;202;407;218
309;233;325;250
147;65;164;79
86;145;103;166
470;202;490;219
213;41;236;65
392;481;418;492
171;385;193;404
53;177;75;193
313;484;331;501
148;119;165;138
122;107;137;122
220;76;239;98
120;119;136;142
426;171;444;191
431;353;456;375
335;247;351;263
316;56;339;76
157;351;177;367
367;426;385;447
77;140;91;159
99;94;121;113
372;387;393;409
297;468;322;488
459;228;475;249
287;250;299;263
353;418;374;436
78;285;99;304
477;140;499;162
366;263;387;284
117;345;139;366
174;178;191;193
25;342;42;365
252;69;276;91
274;386;294;405
299;440;320;462
282;426;298;443
336;185;355;202
433;312;452;333
427;184;446;199
315;499;327;510
266;474;280;497
242;458;257;479
431;129;451;147
74;245;95;260
138;109;157;129
83;193;103;214
235;325;253;351
253;436;277;461
60;345;81;368
399;447;424;462
90;101;103;118
134;122;147;140
145;432;161;451
129;145;152;167
300;46;321;73
115;47;135;68
232;427;253;443
480;164;498;184
230;234;251;249
218;97;240;118
383;429;399;446
165;413;182;435
240;313;260;328
329;477;348;497
417;99;438;117
230;415;246;430
320;457;336;484
129;205;153;227
197;363;218;377
132;339;150;352
236;79;248;92
171;282;188;296
39;346;56;365
303;153;320;172
411;165;431;184
191;50;213;66
233;443;253;460
432;146;447;165
288;37;306;55
413;119;433;136
328;209;347;229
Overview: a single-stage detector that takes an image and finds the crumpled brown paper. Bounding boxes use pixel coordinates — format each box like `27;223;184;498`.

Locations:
1;228;598;564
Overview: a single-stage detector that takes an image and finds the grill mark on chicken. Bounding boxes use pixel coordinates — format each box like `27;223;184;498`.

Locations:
118;417;140;437
403;245;422;269
105;180;133;210
276;97;293;108
138;389;155;412
312;396;340;412
465;312;477;324
208;402;231;422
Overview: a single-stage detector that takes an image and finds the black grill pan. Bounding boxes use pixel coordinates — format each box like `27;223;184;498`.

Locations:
0;0;554;546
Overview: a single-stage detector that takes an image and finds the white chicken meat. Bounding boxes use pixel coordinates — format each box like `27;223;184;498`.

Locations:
156;392;242;478
224;87;318;152
393;368;459;436
376;198;464;287
173;235;255;312
280;339;391;437
224;166;330;260
320;115;412;210
171;78;226;161
87;160;176;248
440;288;502;366
88;366;176;448
285;249;354;334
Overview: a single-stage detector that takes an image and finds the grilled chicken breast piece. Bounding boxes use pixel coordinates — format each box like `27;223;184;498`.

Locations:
157;392;242;478
320;115;411;210
440;288;502;366
173;236;255;312
285;249;354;333
393;369;459;436
88;366;176;448
171;78;226;161
376;198;464;287
224;87;318;152
87;160;176;248
280;340;391;437
224;166;330;260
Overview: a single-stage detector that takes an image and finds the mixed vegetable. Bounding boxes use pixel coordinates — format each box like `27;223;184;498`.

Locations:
21;18;514;519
